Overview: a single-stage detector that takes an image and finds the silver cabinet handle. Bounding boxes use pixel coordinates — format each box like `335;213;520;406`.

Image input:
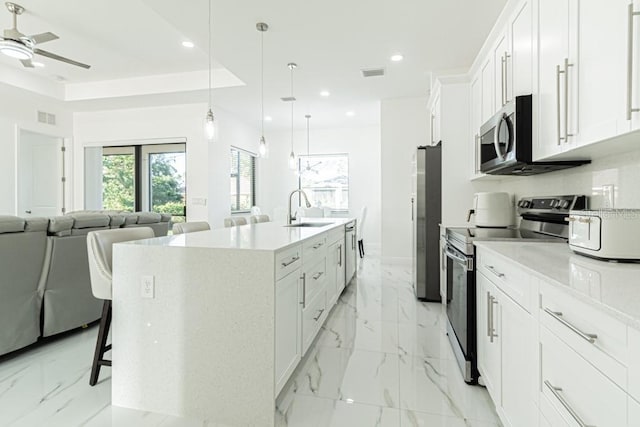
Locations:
25;210;32;214
312;271;324;280
563;58;574;142
504;52;511;104
628;4;640;120
485;265;505;279
281;255;300;267
313;308;325;321
544;308;597;344
544;380;595;427
556;63;563;145
312;242;324;249
486;291;492;338
300;273;306;308
338;244;342;267
489;294;498;343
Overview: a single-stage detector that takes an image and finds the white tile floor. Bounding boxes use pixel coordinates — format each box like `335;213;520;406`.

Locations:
0;251;500;427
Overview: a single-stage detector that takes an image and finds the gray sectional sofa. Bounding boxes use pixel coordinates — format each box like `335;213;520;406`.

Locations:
0;211;171;356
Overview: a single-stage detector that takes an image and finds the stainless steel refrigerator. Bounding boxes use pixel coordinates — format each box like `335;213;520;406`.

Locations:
411;144;441;301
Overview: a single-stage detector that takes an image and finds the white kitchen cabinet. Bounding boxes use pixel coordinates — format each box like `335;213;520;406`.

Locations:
430;92;441;145
326;237;346;307
494;31;510;111
275;268;302;394
535;0;577;159
481;56;495;123
633;0;640;130
470;73;483;178
477;273;501;401
630;396;640;427
509;0;533;99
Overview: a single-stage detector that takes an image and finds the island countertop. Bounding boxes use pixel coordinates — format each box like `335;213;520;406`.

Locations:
474;241;640;329
122;217;354;252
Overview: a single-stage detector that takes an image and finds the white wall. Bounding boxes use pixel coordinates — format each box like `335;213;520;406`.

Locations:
73;103;260;227
0;83;73;216
259;125;382;247
380;97;430;262
499;148;640;211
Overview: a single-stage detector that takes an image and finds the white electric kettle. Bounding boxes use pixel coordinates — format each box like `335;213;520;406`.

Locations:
467;192;513;228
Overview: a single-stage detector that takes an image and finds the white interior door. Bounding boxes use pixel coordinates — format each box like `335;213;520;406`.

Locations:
18;130;63;217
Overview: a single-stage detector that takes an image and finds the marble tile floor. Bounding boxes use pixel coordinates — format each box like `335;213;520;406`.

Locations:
0;252;501;427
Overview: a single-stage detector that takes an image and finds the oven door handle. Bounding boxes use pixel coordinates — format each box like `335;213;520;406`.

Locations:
445;245;473;271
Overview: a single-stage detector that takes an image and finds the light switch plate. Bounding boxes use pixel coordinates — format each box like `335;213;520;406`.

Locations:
140;275;155;299
192;197;207;206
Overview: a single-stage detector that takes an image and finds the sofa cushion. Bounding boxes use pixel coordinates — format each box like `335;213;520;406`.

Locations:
0;216;25;234
122;213;139;225
136;212;162;224
69;213;110;229
160;213;172;222
106;214;126;227
24;217;49;232
48;216;74;236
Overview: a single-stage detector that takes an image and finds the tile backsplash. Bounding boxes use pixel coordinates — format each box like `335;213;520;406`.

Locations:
499;148;640;210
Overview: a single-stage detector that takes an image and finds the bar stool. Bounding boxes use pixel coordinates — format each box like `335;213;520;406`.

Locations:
249;215;270;224
223;217;248;227
86;227;155;386
172;221;210;234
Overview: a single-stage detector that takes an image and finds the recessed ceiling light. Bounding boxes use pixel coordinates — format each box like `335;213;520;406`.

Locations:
390;54;404;62
32;61;45;67
320;90;330;97
346;111;355;117
264;116;272;122
182;41;195;48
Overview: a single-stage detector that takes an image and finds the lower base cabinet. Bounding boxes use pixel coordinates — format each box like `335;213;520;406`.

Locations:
275;269;302;394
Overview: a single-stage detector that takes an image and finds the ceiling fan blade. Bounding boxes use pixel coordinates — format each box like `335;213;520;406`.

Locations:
20;58;34;68
30;32;59;44
34;48;90;69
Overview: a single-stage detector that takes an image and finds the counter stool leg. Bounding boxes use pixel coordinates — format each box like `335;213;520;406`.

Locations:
90;300;112;386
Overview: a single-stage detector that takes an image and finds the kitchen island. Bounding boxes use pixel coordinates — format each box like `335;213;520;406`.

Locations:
110;218;356;426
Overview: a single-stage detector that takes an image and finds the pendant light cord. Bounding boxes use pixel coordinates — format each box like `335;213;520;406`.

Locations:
306;115;310;156
208;0;212;108
290;65;294;152
260;30;264;136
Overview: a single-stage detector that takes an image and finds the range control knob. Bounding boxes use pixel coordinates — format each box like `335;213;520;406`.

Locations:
517;200;525;208
520;200;530;208
550;199;559;208
559;200;570;209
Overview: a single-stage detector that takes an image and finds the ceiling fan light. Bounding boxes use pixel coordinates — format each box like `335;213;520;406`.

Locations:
0;39;32;60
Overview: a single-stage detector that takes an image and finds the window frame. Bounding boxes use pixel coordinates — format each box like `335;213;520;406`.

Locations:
230;147;256;214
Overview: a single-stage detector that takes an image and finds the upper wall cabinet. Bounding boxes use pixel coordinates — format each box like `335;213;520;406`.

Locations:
536;0;637;160
429;86;442;145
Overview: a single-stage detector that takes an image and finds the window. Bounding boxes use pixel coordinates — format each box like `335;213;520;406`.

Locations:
230;148;256;213
97;143;186;223
298;154;349;211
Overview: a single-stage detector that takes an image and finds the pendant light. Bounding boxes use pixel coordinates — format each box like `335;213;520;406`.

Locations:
288;62;297;170
204;0;215;140
302;114;321;174
257;22;269;157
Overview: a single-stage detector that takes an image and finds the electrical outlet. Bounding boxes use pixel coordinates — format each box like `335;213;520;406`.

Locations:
602;184;615;208
140;275;155;299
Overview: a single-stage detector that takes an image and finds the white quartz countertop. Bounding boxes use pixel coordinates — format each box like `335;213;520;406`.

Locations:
123;217;354;252
474;241;640;329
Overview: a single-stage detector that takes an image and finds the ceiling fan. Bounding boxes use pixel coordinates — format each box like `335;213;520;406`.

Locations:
0;2;90;69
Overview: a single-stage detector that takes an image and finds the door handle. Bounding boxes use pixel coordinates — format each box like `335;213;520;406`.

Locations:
338;244;342;267
313;308;325;322
25;210;32;214
300;273;306;308
543;308;597;344
556;64;563;146
544;381;594;427
563;58;574;142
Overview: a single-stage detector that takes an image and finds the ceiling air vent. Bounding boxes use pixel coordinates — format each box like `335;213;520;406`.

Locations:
281;96;297;102
37;111;56;125
361;67;385;78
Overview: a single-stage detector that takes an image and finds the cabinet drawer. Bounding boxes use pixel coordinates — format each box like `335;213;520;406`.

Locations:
477;249;533;312
302;257;326;304
303;235;327;261
276;244;302;281
540;326;627;427
539;281;628;386
302;288;327;354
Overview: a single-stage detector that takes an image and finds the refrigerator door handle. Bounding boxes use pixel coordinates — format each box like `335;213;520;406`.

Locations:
411;198;414;220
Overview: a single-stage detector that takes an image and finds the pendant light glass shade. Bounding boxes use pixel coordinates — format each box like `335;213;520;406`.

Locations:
288;150;296;170
205;109;215;140
257;23;269;158
204;0;215;141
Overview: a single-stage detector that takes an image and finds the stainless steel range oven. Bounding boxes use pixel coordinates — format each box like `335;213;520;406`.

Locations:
444;195;587;384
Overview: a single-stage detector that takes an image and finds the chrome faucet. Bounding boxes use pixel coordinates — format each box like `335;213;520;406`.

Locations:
288;189;312;224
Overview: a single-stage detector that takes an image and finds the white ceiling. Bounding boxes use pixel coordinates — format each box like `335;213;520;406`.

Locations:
0;0;507;130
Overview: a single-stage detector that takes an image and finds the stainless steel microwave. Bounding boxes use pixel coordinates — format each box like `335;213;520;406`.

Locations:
479;95;589;176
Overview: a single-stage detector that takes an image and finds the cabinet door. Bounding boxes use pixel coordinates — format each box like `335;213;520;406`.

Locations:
430;94;441;144
536;0;572;159
470;74;483;177
477;273;501;401
500;287;535;427
481;55;495;123
575;0;631;146
325;241;339;307
494;32;510;111
510;0;533;99
275;270;302;394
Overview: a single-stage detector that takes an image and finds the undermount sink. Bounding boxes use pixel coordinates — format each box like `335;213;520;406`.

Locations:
284;222;333;228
